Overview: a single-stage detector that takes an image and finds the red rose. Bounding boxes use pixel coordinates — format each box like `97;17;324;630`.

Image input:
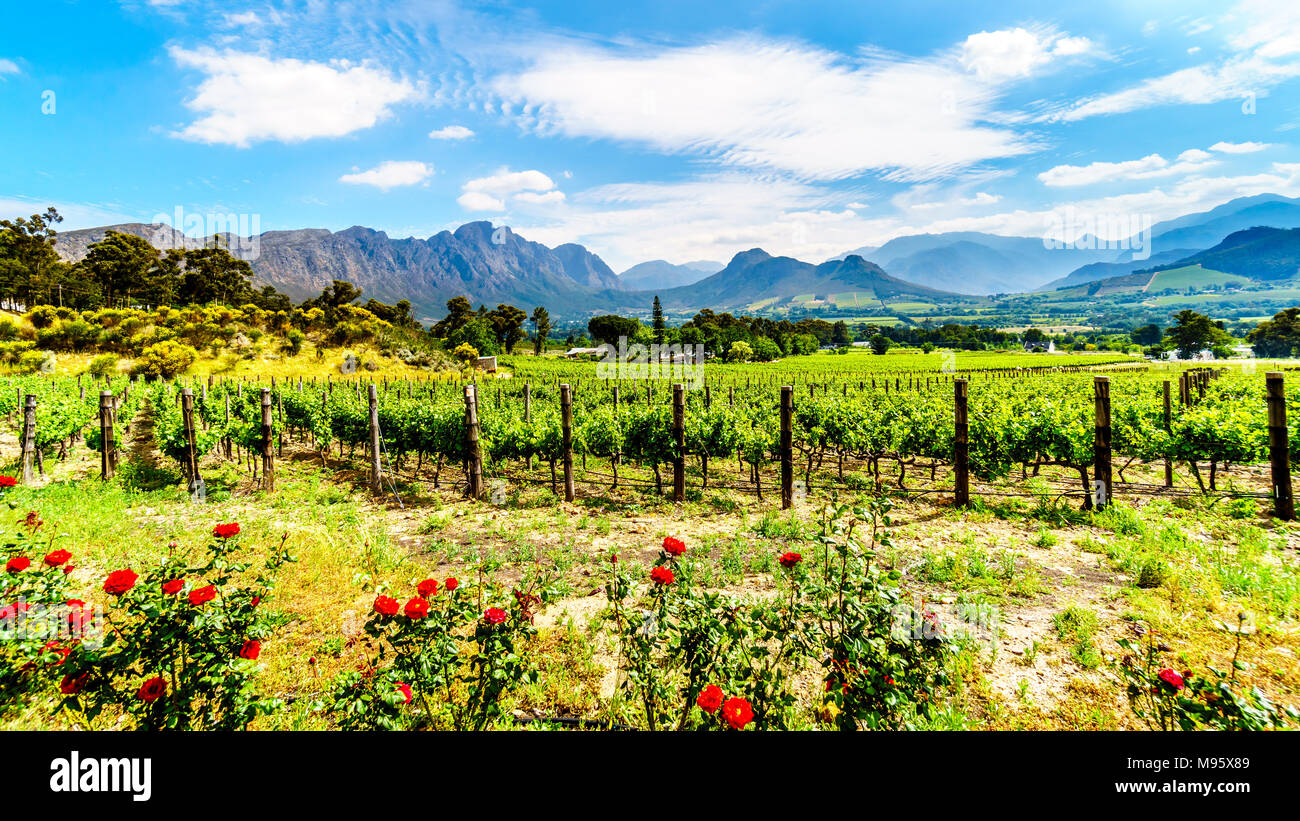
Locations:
63;565;75;575
373;595;399;616
662;536;686;556
721;697;754;730
212;522;241;539
417;578;439;597
59;672;89;695
650;566;675;585
1158;668;1185;691
161;578;185;595
239;639;261;660
64;599;94;630
404;597;430;619
696;684;724;714
250;596;261;607
779;551;802;569
445;577;459;591
137;676;167;702
395;682;412;704
0;476;17;488
43;550;72;567
5;556;30;573
188;584;217;606
103;568;138;595
484;607;507;625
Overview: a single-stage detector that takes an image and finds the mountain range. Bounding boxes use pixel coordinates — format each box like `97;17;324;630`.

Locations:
48;193;1300;320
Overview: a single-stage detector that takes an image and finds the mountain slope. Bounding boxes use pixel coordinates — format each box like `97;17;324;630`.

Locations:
54;221;621;320
654;250;955;311
1159;226;1300;281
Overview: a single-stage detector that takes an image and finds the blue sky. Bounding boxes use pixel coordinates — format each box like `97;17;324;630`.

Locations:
2;0;1299;271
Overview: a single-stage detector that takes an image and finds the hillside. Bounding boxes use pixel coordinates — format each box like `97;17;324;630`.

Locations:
654;250;957;311
1161;226;1300;281
618;259;722;290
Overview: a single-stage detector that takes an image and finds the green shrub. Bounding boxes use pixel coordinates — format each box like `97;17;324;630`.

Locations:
134;340;198;379
86;353;120;379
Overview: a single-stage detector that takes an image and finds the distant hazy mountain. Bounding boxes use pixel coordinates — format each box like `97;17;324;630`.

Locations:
618;259;723;290
654;249;954;311
54;221;622;321
832;231;1113;294
1051;194;1300;287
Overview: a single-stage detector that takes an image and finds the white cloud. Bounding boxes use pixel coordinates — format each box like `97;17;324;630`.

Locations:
0;58;19;76
958;27;1095;81
462;168;555;197
1210;140;1271;153
1048;54;1300;122
1229;0;1300;58
339;160;433;190
492;37;1033;182
222;12;261;27
456;191;505;211
513;190;566;205
428;125;475;140
169;48;418;146
1038;149;1218;186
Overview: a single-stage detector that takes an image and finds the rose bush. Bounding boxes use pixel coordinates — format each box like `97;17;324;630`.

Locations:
53;526;295;730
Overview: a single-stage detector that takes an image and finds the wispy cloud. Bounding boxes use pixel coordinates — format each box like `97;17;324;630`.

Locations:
492;36;1034;182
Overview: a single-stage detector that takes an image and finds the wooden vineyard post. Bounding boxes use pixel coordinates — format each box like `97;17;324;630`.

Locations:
781;385;794;509
953;379;969;507
20;394;35;483
1162;380;1173;487
1094;376;1112;511
523;381;532;470
463;384;484;501
672;383;686;503
181;388;202;495
260;387;275;492
1266;372;1294;521
560;384;575;502
99;391;114;480
368;383;382;493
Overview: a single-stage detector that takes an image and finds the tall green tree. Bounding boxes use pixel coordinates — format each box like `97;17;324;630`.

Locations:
530;306;551;355
1164;310;1230;359
588;314;640;346
433;296;475;337
0;206;63;309
1248;308;1300;357
488;303;527;354
652;296;665;344
178;246;255;305
80;230;161;307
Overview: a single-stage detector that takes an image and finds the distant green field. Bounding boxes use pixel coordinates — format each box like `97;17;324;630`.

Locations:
829;291;877;306
1146;287;1300;307
1146;264;1250;291
886;301;936;313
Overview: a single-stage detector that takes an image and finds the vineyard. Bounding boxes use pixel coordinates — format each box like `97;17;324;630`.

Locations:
8;354;1296;515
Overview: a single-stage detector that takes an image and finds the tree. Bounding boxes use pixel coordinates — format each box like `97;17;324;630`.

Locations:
1164;310;1230;359
81;230;160;307
727;340;753;362
305;280;363;321
652;296;665;344
831;320;852;345
1247;308;1300;358
178;246;255;305
869;334;892;355
447;317;497;356
1131;323;1163;346
488;303;527;354
530;306;551;355
1023;327;1046;344
752;336;781;361
433;296;475;337
0;207;62;309
587;314;640;346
